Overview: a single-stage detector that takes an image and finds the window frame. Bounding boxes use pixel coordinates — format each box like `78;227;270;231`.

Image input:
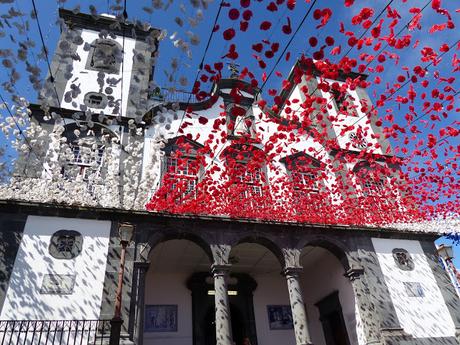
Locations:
84;92;108;109
283;153;322;196
331;89;358;117
85;38;122;74
160;137;204;201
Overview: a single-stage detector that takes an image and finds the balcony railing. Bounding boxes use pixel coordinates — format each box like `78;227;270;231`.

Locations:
0;320;113;345
149;87;198;104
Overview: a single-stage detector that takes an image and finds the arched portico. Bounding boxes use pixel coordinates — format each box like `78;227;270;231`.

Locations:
134;232;213;345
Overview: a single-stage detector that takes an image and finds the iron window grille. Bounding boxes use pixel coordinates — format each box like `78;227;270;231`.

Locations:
164;156;199;199
66;142;105;182
235;166;264;199
362;178;385;197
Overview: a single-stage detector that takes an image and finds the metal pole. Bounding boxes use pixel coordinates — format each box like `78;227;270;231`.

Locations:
110;240;128;345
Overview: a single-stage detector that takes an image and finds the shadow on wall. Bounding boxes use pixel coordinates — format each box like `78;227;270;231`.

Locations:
0;216;111;321
371;238;458;340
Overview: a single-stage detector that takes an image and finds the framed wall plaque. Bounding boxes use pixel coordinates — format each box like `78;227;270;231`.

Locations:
267;305;293;330
40;274;76;294
144;305;178;332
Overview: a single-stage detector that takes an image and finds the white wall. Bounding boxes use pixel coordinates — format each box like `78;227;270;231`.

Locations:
300;249;361;345
60;29;136;117
144;272;193;345
143;270;297;345
0;215;111;320
372;238;456;338
253;273;296;345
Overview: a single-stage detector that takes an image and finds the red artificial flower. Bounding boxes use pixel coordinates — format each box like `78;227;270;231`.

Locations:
282;17;292;34
223;28;235;40
198;116;208;125
228;8;240;20
240;0;250;8
260;21;272;30
242;9;253;21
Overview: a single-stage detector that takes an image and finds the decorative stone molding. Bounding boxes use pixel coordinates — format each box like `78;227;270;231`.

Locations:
380;327;413;344
134;260;150;272
344;265;365;281
211;244;232;266
137;242;151;262
283;266;303;278
211;263;232;276
49;230;83;260
282;248;301;268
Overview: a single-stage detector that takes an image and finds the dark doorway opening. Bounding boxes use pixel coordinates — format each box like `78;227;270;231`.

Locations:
315;291;351;345
203;303;246;345
187;272;258;345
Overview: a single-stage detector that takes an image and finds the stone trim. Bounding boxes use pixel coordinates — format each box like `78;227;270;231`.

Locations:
59;9;161;40
0;199;443;238
211;264;232;276
344;265;365;281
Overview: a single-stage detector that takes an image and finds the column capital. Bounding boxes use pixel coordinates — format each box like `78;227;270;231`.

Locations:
283;266;303;278
134;260;151;272
211;264;231;276
344;265;364;281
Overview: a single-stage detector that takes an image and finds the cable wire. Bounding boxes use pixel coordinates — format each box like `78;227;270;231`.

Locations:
173;0;225;138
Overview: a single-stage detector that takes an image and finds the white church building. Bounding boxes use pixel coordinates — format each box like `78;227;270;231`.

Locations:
0;8;460;345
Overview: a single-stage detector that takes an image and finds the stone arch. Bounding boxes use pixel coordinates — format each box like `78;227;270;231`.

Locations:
230;234;286;268
144;230;213;263
298;235;354;272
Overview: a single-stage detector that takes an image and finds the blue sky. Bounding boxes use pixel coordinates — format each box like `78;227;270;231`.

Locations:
0;0;458;258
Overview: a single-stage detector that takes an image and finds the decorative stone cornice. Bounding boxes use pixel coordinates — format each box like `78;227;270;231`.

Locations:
283;266;303;278
344;265;365;281
134;261;151;272
211;264;232;276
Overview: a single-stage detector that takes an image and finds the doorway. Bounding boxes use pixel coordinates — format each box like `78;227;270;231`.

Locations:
203;303;246;345
187;272;258;345
315;291;351;345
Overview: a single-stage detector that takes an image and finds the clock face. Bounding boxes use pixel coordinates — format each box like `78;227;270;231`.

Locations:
349;132;368;149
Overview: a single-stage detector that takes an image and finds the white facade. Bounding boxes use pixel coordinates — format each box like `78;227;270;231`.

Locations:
0;215;111;320
372;238;457;338
59;29;137;117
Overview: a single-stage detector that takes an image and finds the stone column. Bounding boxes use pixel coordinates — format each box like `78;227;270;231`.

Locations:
211;264;233;345
134;261;150;345
283;267;313;345
345;266;383;345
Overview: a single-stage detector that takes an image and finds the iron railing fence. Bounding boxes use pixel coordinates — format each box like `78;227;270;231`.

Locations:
150;87;198;104
0;320;112;345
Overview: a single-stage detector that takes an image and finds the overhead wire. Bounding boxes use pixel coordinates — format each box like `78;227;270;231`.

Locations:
365;0;432;68
173;0;225;138
257;0;318;97
194;0;321;180
30;0;68;126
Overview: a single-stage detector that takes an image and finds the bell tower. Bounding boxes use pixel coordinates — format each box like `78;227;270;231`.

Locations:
13;9;162;208
40;9;161;119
